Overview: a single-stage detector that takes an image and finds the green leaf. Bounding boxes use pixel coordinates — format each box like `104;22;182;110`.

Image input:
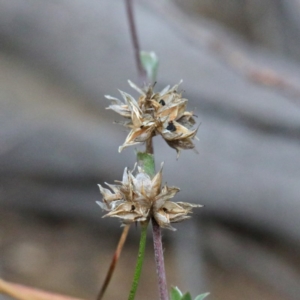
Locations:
181;292;192;300
140;51;159;83
170;286;183;300
194;292;210;300
136;151;155;178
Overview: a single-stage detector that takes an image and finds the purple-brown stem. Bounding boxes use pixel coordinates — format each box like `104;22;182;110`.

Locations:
126;1;167;299
151;217;169;300
125;0;147;84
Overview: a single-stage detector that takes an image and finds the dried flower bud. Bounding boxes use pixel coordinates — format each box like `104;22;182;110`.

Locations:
106;81;198;156
97;164;202;230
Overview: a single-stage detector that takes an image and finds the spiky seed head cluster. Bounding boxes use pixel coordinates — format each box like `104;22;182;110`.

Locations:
97;164;202;231
106;80;198;156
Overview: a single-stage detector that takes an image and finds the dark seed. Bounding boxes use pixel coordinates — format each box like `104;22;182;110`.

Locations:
159;99;166;106
163;207;168;212
131;205;135;211
166;121;176;132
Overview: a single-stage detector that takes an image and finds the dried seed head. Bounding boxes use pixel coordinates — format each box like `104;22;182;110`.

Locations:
97;165;203;230
106;80;198;156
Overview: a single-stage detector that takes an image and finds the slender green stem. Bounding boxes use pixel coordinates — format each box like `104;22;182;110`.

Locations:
128;222;148;300
127;151;155;300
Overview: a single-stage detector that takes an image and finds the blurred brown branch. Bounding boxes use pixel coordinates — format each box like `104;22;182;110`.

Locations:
0;278;85;300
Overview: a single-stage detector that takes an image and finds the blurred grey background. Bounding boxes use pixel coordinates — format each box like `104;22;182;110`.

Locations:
1;0;300;299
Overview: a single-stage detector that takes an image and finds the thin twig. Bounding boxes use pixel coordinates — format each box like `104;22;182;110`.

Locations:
151;217;169;300
125;0;147;84
97;225;130;300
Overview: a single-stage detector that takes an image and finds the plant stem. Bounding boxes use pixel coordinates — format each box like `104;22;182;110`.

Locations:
128;222;148;300
138;149;168;299
146;137;154;155
152;217;169;300
144;139;168;300
125;0;147;84
97;225;130;300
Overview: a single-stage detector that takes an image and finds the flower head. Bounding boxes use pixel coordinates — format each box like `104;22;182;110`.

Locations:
106;81;198;156
97;164;202;230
